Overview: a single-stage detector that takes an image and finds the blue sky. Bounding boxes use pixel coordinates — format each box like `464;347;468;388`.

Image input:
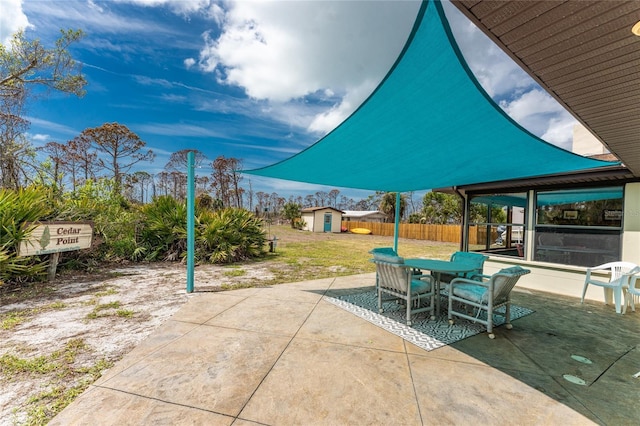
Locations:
1;0;580;200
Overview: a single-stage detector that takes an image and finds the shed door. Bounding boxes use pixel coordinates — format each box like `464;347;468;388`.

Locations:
323;213;332;232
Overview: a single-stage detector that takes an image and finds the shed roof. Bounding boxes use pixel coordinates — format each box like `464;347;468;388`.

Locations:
246;0;618;193
342;210;386;218
301;207;345;214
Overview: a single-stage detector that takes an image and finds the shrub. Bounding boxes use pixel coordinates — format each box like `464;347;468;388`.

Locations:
55;179;142;263
0;187;52;283
139;196;187;261
197;208;267;263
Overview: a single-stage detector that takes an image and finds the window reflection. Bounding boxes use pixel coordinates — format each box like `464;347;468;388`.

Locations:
468;193;526;258
534;186;623;266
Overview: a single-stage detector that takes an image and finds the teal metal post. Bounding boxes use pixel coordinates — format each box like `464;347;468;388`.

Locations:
186;151;195;293
394;192;400;253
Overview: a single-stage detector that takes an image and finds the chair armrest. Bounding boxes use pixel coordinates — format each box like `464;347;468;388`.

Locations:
620;268;640;286
450;277;490;289
469;273;490;281
413;272;434;284
628;274;640;294
585;266;609;282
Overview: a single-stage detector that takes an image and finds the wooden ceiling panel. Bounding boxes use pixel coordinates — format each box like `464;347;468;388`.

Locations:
548;55;640;91
491;2;564;37
498;2;593;46
529;32;635;75
522;15;632;64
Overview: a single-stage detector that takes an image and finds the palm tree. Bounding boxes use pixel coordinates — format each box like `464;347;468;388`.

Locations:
379;192;406;223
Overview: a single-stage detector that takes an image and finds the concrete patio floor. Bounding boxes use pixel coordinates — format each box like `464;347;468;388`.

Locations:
51;273;640;425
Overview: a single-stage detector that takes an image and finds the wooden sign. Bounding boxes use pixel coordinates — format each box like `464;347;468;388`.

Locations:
18;222;93;257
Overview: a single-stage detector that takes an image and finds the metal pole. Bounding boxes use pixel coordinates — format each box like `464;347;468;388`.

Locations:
394;192;400;252
186;151;195;293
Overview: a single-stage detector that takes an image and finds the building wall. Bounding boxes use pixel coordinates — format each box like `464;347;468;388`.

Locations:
301;212;315;232
483;258;604;302
302;210;342;233
572;124;607;156
343;214;387;223
483;182;640;304
623;182;640;263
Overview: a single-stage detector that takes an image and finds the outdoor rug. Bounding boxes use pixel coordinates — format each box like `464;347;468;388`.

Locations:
324;290;534;351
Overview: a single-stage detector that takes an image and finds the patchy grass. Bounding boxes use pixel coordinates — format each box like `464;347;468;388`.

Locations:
1;311;28;330
261;225;458;284
94;287;118;297
116;309;135;318
0;353;58;377
86;301;122;319
2;338;114;425
1;302;67;330
223;267;246;278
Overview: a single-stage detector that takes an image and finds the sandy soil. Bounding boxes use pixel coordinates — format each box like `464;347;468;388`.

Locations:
0;261;280;425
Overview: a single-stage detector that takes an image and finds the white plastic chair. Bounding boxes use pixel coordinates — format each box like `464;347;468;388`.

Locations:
623;267;640;314
581;262;639;314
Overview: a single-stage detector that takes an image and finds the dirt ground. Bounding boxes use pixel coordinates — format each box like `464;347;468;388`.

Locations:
0;261;282;425
0;228;441;424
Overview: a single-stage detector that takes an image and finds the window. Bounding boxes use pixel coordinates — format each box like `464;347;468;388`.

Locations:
534;186;623;266
468;193;526;258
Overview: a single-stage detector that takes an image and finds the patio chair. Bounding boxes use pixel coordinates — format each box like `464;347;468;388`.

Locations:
581;261;639;314
623;267;640;314
370;246;424;285
440;251;488;283
372;255;436;326
448;266;531;339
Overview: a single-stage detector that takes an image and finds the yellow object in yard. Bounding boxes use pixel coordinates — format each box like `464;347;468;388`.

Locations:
351;228;372;235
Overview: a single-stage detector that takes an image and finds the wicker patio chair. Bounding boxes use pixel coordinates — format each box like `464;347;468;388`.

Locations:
448;266;531;339
373;255;436;326
440;251;488;283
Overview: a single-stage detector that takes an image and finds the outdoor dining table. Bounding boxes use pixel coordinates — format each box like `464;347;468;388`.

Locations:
404;258;478;315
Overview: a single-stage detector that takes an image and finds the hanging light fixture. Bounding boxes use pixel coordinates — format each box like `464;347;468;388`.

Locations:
632;20;640;36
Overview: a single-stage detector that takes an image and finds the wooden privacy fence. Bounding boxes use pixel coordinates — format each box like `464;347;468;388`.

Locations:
342;221;478;244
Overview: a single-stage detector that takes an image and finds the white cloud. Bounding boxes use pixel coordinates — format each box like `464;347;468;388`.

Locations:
134;122;227;138
114;0;221;19
195;1;421;130
500;89;563;122
22;0;175;36
308;78;378;134
25;116;79;137
29;133;50;142
499;89;576;149
184;57;196;69
0;0;31;44
541;116;577;150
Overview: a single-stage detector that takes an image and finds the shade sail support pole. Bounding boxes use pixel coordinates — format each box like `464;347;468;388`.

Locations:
186;151;195;293
394;192;400;253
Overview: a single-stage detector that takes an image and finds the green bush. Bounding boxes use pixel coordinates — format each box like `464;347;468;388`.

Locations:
56;179;142;263
139;196;187;261
197;208;267;263
1;188;268;283
0;187;52;284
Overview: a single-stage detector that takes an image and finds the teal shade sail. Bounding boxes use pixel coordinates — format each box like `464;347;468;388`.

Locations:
471;194;528;209
536;187;624;206
246;0;618;193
